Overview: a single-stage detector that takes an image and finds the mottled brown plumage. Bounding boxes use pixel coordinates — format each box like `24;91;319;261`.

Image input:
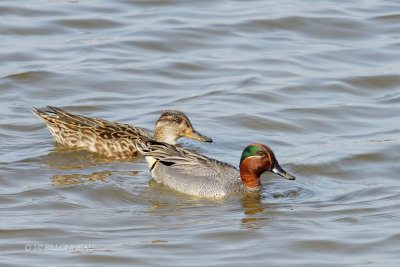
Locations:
32;106;212;159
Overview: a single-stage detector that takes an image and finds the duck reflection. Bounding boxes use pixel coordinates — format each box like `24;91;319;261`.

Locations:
51;171;112;186
41;144;140;186
143;180;273;229
239;193;272;229
42;143;138;170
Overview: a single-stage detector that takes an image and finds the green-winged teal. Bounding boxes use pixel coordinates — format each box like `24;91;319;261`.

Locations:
138;140;295;197
32;106;212;159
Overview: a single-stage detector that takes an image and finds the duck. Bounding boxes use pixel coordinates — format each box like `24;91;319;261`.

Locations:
137;140;295;197
32;106;212;159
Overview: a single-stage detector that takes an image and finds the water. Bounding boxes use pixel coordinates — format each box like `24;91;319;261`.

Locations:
1;0;400;266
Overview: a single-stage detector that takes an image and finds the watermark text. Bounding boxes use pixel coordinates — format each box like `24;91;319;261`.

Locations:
25;243;94;253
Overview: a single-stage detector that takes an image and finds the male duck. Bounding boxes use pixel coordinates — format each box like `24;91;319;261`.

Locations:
32;106;212;159
138;140;295;197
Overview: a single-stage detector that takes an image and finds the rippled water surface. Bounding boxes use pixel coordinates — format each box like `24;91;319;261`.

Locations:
1;0;400;266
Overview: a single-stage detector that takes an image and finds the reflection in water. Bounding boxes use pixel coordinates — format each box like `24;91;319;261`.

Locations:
144;179;212;212
3;0;400;264
143;179;304;230
51;171;112;186
41;143;137;170
41;144;141;186
240;186;310;229
240;194;271;229
145;180;274;230
273;189;300;199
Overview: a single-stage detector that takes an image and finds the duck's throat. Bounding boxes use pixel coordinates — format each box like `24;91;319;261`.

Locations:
240;169;261;188
154;131;177;145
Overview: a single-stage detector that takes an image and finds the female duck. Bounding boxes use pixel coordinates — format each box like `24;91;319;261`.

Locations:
138;140;295;197
32;106;212;159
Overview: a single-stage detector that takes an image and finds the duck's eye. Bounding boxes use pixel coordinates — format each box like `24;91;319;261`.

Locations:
258;151;266;156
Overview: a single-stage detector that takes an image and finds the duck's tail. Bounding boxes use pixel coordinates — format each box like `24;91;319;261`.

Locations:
31;106;51;122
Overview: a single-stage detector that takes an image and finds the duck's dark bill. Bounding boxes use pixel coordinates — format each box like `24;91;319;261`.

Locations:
186;130;213;143
272;164;295;180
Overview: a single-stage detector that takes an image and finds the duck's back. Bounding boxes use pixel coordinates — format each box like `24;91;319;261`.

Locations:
32;106;151;158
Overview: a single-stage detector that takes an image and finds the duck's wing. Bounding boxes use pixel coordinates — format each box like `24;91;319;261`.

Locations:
138;140;238;177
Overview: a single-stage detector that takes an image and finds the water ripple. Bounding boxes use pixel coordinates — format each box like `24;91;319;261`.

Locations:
1;0;400;265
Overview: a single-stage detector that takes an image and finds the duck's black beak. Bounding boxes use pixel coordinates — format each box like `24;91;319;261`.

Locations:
185;129;213;143
271;163;295;180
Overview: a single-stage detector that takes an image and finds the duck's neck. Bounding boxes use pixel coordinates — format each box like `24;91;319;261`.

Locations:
239;160;262;188
154;127;177;145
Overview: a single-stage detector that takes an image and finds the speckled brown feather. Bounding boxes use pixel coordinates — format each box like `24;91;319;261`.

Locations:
32;106;151;159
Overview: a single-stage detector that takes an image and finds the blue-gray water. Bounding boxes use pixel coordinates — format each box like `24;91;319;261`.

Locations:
1;0;400;266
